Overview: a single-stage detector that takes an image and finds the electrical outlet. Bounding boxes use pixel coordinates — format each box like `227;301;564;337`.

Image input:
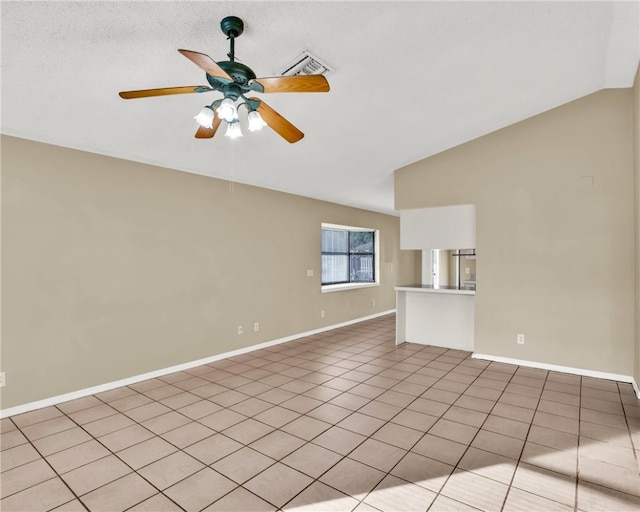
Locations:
254;322;259;332
237;326;243;335
372;299;376;307
0;372;6;387
465;267;470;274
517;334;525;345
321;310;325;318
306;269;314;277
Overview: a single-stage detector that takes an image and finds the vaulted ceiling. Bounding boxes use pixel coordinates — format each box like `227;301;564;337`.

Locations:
2;1;639;214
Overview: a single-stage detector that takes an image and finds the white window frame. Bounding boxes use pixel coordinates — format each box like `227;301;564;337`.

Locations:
321;222;380;293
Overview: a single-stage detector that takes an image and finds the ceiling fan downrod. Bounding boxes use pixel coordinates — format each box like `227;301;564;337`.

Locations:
220;16;244;62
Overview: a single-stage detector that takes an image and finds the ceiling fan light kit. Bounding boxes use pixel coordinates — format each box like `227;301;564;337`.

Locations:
119;16;330;143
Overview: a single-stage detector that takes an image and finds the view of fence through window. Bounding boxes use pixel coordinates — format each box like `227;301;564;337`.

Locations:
321;227;375;285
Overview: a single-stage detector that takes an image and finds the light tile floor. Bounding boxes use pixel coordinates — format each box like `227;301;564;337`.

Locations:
2;314;640;511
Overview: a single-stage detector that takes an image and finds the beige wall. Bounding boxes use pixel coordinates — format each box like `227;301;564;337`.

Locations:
634;64;640;387
1;136;419;409
396;89;636;377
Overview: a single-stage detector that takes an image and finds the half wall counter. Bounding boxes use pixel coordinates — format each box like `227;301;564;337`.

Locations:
395;285;475;351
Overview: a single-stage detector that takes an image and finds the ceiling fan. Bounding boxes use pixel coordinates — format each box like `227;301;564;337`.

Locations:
119;16;330;143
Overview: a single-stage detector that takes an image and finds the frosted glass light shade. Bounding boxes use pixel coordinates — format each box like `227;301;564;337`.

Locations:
217;98;238;123
225;121;243;139
247;110;267;132
194;107;214;128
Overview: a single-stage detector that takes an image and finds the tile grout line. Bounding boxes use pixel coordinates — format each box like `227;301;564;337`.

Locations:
236;325;405;511
424;359;528;512
574;374;582;512
314;349;494;511
380;352;495;512
7;413;91;511
617;381;640;469
498;368;551;512
230;330;407;510
273;343;455;510
276;359;425;508
53;398;189;512
35;391;216;510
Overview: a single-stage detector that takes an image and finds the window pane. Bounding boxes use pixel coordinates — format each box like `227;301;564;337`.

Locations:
349;231;374;253
321;226;376;286
350;255;374;282
322;229;348;253
322;254;349;283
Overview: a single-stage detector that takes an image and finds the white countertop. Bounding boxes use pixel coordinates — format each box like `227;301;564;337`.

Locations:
395;284;475;296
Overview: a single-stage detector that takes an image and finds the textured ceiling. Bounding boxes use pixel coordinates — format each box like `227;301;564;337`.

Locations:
2;1;639;214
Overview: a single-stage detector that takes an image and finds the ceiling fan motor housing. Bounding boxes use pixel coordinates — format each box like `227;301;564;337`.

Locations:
209;61;257;87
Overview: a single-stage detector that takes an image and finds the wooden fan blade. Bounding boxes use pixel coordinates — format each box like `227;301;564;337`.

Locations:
178;49;232;80
252;75;330;93
250;97;304;143
119;86;210;99
195;116;222;139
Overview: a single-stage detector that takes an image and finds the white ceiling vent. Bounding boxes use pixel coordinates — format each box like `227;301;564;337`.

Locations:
277;51;333;76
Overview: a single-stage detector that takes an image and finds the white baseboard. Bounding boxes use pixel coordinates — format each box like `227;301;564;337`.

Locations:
0;310;395;419
472;353;640;399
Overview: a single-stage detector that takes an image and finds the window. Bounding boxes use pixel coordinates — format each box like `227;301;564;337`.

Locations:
321;224;378;289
